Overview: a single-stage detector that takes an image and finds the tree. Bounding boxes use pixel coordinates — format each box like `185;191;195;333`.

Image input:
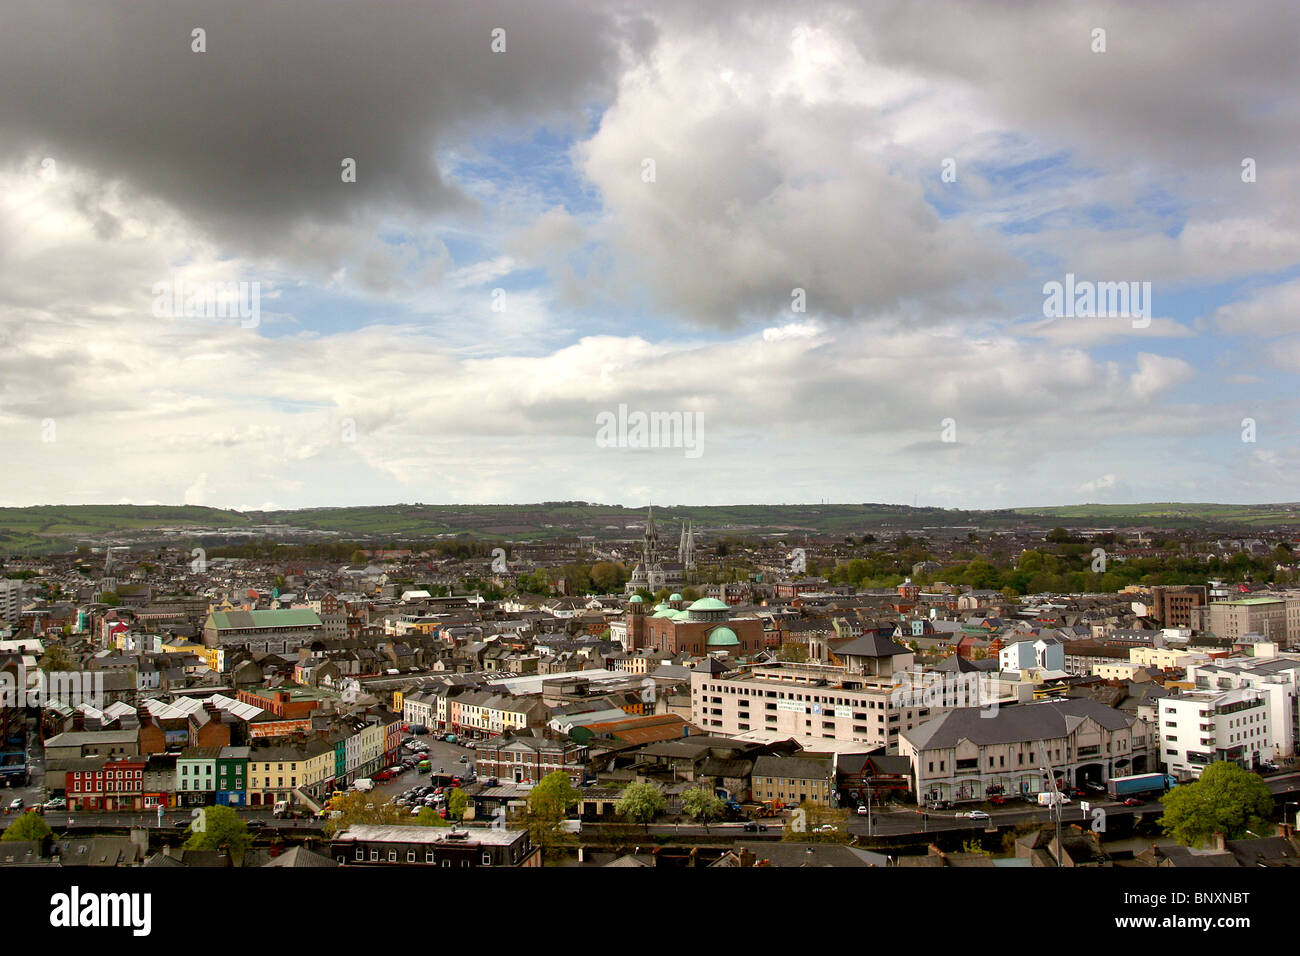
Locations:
38;643;78;672
778;641;809;663
782;800;850;844
681;786;725;832
322;790;408;837
2;811;52;842
617;782;666;833
524;770;582;848
447;788;470;822
590;561;624;593
414;806;452;827
528;771;580;823
1159;762;1274;847
183;805;252;859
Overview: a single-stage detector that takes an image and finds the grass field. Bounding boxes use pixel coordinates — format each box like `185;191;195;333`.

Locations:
2;501;1299;555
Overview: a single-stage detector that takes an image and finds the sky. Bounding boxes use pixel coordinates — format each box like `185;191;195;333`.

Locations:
1;0;1298;512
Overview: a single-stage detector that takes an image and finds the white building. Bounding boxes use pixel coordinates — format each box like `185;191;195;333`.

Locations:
1159;688;1272;779
0;579;24;626
1182;651;1300;759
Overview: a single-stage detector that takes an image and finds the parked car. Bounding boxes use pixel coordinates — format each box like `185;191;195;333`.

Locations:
1258;762;1280;773
1122;797;1145;807
856;805;869;816
963;810;990;821
8;798;23;813
743;822;768;832
458;755;469;763
929;800;952;811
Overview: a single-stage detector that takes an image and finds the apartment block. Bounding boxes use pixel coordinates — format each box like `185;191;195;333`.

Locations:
1159;688;1272;778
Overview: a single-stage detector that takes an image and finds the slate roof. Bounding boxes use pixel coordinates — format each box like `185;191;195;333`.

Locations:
903;697;1139;751
833;634;910;658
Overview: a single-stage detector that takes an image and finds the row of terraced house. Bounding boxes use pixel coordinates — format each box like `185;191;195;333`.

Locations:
47;716;401;812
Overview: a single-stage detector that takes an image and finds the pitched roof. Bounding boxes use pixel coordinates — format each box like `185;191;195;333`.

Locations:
903;697;1139;751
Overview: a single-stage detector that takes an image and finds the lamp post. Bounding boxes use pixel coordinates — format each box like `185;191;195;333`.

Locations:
1038;742;1063;867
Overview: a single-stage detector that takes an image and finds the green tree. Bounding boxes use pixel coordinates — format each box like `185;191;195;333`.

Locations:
183;805;252;859
617;782;666;833
2;811;52;842
590;562;624;593
1159;762;1274;847
782;800;850;844
447;788;470;822
681;786;725;833
778;641;809;663
414;806;452;827
38;643;78;672
525;770;582;848
527;771;580;826
322;790;408;837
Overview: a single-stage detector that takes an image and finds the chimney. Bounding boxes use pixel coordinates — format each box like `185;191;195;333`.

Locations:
129;827;149;854
1211;832;1227;852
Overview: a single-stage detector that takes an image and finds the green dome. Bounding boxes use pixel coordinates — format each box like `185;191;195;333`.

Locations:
629;595;644;603
653;603;670;612
688;597;729;611
669;593;683;601
652;608;675;618
670;610;691;620
706;626;740;646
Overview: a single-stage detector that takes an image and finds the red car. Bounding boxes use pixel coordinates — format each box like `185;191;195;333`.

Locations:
1122;797;1144;807
373;771;396;782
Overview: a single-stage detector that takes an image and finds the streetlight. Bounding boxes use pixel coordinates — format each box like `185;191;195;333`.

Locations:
1038;742;1063;868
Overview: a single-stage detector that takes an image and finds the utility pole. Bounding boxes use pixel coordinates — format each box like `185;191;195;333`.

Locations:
1039;742;1063;867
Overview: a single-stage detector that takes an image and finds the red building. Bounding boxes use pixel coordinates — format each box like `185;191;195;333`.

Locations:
64;756;108;811
102;755;147;811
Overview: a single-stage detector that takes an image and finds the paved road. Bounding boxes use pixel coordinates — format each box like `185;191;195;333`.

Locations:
371;733;476;807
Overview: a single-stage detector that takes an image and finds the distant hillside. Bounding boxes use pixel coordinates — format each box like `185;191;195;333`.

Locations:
0;505;249;554
0;501;1298;556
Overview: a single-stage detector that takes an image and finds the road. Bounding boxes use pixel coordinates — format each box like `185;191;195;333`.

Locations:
371;732;476;806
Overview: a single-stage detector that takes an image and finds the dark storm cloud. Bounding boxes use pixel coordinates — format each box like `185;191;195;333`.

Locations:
0;0;621;256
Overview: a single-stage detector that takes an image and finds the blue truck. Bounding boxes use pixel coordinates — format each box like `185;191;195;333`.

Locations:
0;733;28;788
1106;772;1176;800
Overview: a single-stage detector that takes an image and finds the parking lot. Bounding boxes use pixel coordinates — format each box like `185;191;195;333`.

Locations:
369;732;477;807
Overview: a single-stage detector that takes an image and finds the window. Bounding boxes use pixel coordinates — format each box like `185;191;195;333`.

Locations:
355;847;364;860
407;850;416;862
482;853;492;865
370;849;379;861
